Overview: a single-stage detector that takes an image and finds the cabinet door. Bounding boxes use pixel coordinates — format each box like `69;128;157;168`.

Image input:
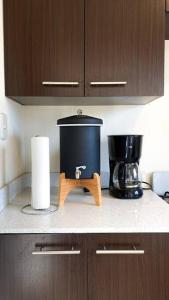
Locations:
4;0;84;97
87;234;169;300
0;234;87;300
166;0;169;12
85;0;165;97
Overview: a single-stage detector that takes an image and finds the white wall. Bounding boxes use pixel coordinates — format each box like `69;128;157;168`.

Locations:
23;42;169;181
0;0;25;188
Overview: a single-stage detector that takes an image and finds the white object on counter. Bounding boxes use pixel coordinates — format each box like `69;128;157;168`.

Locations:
31;136;50;209
152;171;169;196
0;113;7;140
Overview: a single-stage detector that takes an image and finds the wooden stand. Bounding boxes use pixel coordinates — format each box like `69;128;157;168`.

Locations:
59;173;102;206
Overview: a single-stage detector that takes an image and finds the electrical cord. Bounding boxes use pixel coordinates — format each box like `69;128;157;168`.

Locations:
101;181;152;191
21;180;152;214
162;192;169;203
142;181;152;190
21;204;59;215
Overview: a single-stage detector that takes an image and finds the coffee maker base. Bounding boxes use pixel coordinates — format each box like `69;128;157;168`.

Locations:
109;187;143;199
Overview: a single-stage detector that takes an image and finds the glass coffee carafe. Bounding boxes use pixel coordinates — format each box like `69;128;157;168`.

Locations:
113;162;142;190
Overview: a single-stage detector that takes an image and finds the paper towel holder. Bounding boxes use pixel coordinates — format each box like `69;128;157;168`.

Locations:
31;136;50;210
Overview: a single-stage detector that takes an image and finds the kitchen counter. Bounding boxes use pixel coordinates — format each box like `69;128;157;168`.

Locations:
0;188;169;233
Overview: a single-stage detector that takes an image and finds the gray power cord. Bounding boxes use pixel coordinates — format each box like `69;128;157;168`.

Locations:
21;204;59;215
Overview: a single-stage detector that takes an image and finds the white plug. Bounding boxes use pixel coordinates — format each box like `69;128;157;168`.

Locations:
0;113;7;140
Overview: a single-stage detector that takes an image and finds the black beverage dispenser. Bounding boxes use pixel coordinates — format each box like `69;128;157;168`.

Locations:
57;113;103;206
57;114;103;179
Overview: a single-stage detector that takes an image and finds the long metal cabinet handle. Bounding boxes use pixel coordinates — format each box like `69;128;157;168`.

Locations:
32;247;80;255
96;246;144;255
42;81;79;86
90;81;127;86
32;250;81;255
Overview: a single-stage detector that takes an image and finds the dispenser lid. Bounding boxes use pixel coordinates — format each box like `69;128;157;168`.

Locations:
57;114;103;126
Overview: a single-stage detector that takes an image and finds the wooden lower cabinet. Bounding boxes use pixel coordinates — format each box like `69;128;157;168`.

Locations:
0;233;169;300
0;234;87;300
87;234;169;300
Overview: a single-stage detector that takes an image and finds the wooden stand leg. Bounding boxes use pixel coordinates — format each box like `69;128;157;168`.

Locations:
58;173;73;207
90;173;102;206
58;173;102;207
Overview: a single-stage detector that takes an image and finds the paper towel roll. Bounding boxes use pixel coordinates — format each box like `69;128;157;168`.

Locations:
31;136;50;209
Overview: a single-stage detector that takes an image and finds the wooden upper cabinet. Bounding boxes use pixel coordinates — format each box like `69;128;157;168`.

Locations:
166;0;169;12
3;0;32;97
85;0;165;97
3;0;84;97
3;0;165;104
166;0;169;40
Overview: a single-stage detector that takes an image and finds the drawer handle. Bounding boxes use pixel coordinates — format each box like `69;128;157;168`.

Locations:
90;81;127;86
32;246;80;255
96;245;144;255
42;81;79;86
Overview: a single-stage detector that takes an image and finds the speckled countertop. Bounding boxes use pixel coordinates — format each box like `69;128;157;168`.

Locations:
0;188;169;233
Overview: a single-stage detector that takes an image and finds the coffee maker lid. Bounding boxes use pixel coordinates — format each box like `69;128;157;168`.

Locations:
57;114;103;126
108;135;143;162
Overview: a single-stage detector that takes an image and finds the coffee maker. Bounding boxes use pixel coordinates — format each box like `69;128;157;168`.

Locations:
108;135;143;199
